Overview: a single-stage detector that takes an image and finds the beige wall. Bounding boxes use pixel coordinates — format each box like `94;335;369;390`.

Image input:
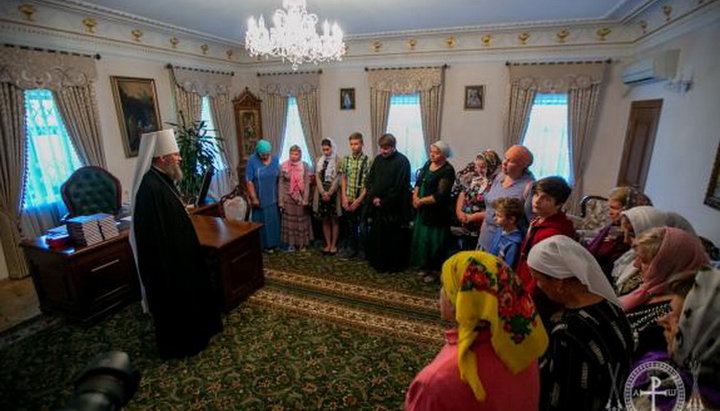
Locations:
628;22;720;244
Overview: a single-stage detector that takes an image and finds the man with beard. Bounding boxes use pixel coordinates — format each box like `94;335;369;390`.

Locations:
130;129;222;359
363;133;412;272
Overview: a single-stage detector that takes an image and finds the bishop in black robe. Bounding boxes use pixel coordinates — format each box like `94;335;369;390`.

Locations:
133;167;222;358
363;148;412;272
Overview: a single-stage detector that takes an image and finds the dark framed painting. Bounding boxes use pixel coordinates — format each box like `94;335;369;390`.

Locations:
110;76;162;157
464;85;485;110
705;140;720;210
237;109;262;160
340;88;355;110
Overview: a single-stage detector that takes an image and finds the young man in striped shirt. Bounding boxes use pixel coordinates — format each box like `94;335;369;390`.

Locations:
338;132;372;258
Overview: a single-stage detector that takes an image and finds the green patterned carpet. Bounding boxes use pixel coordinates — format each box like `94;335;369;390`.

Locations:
0;250;445;410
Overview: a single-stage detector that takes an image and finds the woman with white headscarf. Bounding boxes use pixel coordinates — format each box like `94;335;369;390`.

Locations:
612;206;696;295
410;140;456;282
527;235;634;411
312;138;342;254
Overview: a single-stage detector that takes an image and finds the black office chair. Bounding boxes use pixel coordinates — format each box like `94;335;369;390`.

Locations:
61;166;122;218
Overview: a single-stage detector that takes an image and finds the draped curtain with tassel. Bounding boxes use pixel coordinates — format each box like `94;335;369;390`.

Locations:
259;73;319;157
170;66;234;197
0;47;102;277
0;82;28;279
368;67;445;149
506;63;606;212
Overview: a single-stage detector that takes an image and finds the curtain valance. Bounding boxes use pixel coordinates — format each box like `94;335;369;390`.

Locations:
0;47;97;89
509;64;606;92
170;66;232;97
259;73;320;96
368;67;443;94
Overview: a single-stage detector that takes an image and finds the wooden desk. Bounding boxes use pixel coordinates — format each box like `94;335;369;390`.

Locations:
21;231;139;325
191;215;264;312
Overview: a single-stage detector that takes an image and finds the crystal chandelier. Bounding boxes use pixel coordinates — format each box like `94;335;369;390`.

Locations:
245;0;346;70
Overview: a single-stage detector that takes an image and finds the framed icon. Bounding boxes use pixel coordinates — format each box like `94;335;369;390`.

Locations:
340;88;355;110
464;85;485;110
110;76;162;157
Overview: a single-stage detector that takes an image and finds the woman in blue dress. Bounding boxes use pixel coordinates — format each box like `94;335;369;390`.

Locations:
246;139;281;251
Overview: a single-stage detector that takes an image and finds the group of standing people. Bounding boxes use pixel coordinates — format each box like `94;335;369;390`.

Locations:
405;143;720;410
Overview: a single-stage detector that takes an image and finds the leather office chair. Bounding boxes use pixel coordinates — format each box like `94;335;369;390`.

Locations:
61;166;122;218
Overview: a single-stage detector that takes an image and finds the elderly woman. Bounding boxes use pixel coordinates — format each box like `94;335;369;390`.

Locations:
279;145;313;252
453;150;501;250
527;235;634;411
411;141;456;282
406;251;547;410
246;139;281;251
477;145;535;252
628;267;720;410
586;187;651;276
620;227;709;358
611;206;695;294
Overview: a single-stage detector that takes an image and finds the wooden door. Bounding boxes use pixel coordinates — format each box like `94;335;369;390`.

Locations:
617;99;663;191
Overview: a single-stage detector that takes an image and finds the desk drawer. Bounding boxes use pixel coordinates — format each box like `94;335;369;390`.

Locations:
72;241;138;308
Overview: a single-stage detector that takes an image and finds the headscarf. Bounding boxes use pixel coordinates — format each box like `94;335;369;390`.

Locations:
441;251;548;401
281;145;306;199
481;149;501;180
620;227;709;311
255;139;272;154
528;235;621;306
431;140;453;158
612;206;696;286
316;138;338;183
674;266;720;372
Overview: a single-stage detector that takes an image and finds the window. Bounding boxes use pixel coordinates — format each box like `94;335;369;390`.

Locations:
200;96;226;171
279;97;313;164
386;93;426;180
23;89;82;209
522;93;572;183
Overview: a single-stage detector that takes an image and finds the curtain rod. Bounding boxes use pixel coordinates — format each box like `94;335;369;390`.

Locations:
257;69;323;77
166;63;234;76
3;43;100;60
365;64;449;71
505;59;611;66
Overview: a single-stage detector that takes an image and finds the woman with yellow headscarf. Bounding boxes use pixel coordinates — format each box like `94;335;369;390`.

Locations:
405;251;548;410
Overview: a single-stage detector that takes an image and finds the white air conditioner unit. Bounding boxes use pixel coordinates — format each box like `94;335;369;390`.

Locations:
621;49;679;85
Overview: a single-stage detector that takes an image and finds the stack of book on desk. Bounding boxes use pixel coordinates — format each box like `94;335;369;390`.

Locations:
66;213;119;246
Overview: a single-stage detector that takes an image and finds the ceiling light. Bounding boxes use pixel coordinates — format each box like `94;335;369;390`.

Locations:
245;0;345;70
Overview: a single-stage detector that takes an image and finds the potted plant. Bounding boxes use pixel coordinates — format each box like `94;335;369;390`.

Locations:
166;111;223;205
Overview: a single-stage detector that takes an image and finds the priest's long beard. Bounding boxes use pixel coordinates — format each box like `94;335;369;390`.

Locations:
161;163;183;182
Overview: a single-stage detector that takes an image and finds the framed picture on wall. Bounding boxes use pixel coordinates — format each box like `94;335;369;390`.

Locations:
110;76;162;158
340;88;355;110
705;140;720;210
464;85;485;110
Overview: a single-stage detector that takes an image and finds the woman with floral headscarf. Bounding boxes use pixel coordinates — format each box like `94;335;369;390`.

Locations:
406;251;547;410
586;186;651;276
453;150;501;250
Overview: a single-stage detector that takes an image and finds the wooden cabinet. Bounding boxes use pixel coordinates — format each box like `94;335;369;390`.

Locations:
21;232;139;325
191;215;264;312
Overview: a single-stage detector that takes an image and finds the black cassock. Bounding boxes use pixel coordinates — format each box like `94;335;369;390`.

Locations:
133;167;222;358
363;150;412;272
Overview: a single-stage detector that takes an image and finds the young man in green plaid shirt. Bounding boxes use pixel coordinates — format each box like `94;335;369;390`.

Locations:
338;132;372;258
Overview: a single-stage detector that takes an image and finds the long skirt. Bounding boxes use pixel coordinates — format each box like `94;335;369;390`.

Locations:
252;204;280;248
281;202;313;247
410;217;450;271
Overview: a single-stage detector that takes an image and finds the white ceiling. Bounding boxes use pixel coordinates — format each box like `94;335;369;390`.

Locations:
75;0;644;41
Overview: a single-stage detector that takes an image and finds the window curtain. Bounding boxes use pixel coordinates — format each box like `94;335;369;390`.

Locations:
0;47;101;277
506;63;606;211
170;65;234;197
259;73;320;157
0;82;28;279
209;93;238;198
368;67;445;148
566;83;603;214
